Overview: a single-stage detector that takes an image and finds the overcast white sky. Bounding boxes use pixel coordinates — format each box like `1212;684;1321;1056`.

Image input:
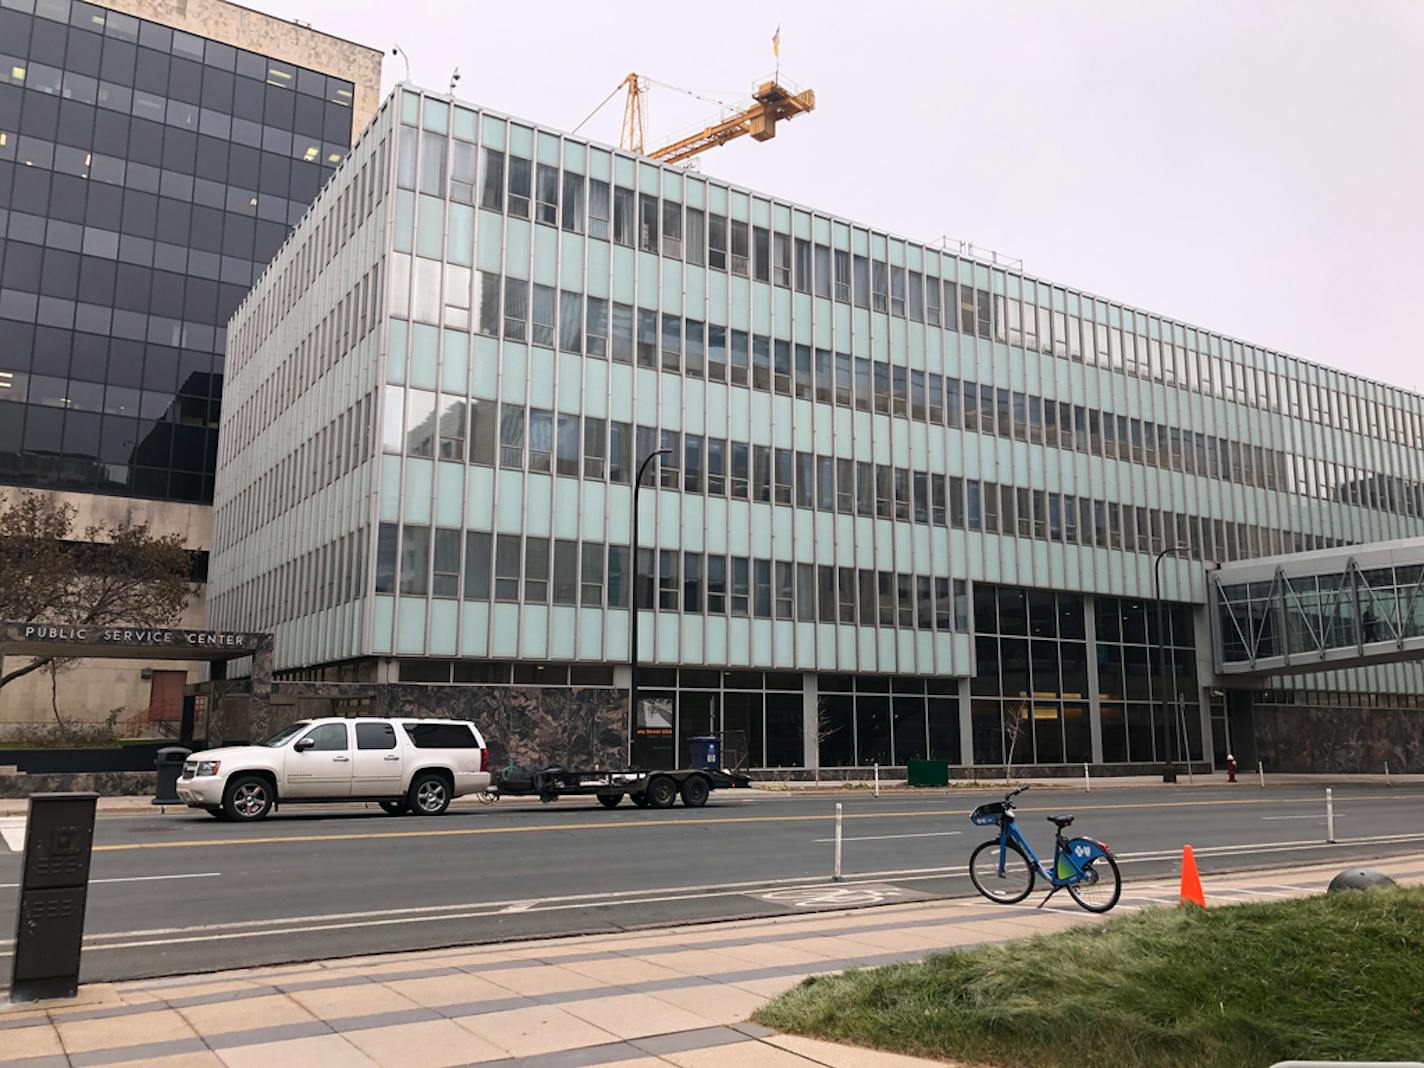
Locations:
264;0;1423;390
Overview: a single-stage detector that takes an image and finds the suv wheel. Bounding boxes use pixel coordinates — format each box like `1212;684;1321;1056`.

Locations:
646;776;678;809
379;800;409;816
408;772;451;816
223;776;273;821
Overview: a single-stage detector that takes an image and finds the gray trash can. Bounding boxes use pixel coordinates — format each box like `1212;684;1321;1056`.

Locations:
153;746;191;806
687;735;720;770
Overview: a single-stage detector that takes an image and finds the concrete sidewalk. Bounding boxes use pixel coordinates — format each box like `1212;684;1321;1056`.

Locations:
3;854;1421;1068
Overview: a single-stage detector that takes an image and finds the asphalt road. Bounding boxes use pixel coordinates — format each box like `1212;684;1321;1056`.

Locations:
2;783;1422;984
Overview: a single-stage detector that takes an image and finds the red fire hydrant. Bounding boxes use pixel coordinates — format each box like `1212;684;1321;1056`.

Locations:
1226;754;1238;783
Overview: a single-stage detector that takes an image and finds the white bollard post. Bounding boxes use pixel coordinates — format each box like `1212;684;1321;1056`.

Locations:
1084;763;1090;792
1326;787;1335;844
1258;760;1265;789
874;763;880;798
833;802;844;882
1385;761;1391;788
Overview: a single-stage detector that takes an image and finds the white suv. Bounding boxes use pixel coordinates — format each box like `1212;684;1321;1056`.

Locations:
176;717;491;821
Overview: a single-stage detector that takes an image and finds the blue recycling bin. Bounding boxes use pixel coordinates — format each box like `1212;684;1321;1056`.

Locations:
686;735;720;770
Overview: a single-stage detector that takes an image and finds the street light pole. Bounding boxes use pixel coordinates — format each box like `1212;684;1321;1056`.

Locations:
1153;544;1186;784
629;448;672;762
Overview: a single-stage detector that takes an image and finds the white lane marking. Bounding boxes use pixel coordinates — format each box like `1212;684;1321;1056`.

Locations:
756;884;926;908
1231;888;1295;898
812;830;962;843
0;817;26;852
0;872;221;889
0;864;973;945
1262;814;1349;821
8;875;979;953
4;831;1421;957
1108;829;1424;862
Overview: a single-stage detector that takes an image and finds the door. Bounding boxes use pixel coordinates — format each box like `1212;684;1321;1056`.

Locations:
1226;690;1257;767
284;722;353;797
677;692;718;770
351;721;403;797
146;670;187;732
1210;695;1231;769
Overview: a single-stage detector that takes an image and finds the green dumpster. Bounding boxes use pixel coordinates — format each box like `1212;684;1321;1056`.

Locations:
907;759;949;787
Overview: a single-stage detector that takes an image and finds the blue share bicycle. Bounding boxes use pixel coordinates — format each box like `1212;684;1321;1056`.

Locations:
968;785;1122;913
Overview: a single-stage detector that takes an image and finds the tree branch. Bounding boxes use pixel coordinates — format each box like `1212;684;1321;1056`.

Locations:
0;656;54;690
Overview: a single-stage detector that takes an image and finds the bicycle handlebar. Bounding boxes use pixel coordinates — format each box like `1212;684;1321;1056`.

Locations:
1005;784;1031;801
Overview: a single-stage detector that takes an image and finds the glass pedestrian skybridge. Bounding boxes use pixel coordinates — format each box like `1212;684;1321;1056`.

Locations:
1212;536;1424;676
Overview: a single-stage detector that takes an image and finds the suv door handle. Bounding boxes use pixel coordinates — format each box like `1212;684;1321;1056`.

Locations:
333;755;351;762
383;754;400;761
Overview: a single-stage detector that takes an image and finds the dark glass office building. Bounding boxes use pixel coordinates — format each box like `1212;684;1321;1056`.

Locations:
0;0;379;504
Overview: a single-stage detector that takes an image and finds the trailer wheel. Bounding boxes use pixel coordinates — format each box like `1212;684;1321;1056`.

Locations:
680;775;710;808
631;792;650;807
597;794;623;808
646;776;678;809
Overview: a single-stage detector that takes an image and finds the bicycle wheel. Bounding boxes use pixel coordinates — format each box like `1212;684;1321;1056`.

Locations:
969;839;1035;904
1067;851;1122;913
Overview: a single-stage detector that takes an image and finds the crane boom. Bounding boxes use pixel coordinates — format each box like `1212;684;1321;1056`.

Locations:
645;79;816;164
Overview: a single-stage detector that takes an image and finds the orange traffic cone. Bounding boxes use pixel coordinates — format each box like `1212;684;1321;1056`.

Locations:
1180;845;1205;907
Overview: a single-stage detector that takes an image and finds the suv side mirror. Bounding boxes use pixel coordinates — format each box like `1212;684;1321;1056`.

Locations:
294;737;315;752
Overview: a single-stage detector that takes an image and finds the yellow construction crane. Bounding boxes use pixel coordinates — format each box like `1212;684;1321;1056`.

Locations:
580;73;816;165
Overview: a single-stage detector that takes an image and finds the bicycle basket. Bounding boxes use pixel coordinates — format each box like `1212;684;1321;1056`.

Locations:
970;801;1007;826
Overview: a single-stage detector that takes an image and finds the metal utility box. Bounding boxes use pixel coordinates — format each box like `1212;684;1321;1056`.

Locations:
10;792;98;1002
906;759;950;787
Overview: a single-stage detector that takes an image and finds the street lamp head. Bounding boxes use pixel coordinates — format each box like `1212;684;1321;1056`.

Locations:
634;447;675;487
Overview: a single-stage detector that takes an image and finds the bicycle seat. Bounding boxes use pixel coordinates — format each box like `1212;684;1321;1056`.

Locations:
1047;814;1074;828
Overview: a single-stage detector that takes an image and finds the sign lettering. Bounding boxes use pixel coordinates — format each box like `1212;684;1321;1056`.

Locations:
4;623;261;652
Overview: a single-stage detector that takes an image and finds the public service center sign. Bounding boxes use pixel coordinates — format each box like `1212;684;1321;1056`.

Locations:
1;623;265;657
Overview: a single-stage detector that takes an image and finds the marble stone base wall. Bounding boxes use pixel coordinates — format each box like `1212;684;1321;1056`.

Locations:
1253;702;1424;774
374;685;629;769
764;762;1213;782
0;770;155;798
204;682;375;746
200;682;628;764
204;688;253;746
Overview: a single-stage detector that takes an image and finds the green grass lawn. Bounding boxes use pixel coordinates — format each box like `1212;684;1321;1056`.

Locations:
753;886;1424;1068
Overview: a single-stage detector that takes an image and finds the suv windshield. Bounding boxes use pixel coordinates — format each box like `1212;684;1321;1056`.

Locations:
258;722;310;747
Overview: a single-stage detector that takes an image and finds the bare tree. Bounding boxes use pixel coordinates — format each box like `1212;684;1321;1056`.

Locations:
0;492;194;695
812;696;841;785
1003;702;1030;784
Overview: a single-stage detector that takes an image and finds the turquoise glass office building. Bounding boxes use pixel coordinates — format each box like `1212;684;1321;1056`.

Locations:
207;85;1424;773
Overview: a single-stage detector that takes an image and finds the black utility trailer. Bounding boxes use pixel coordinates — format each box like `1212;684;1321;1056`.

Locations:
495;766;750;808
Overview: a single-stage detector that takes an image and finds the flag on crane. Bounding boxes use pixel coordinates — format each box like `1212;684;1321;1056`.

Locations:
772;25;781;58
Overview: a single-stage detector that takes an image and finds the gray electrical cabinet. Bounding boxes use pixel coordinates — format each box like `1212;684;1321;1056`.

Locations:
10;792;98;1002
